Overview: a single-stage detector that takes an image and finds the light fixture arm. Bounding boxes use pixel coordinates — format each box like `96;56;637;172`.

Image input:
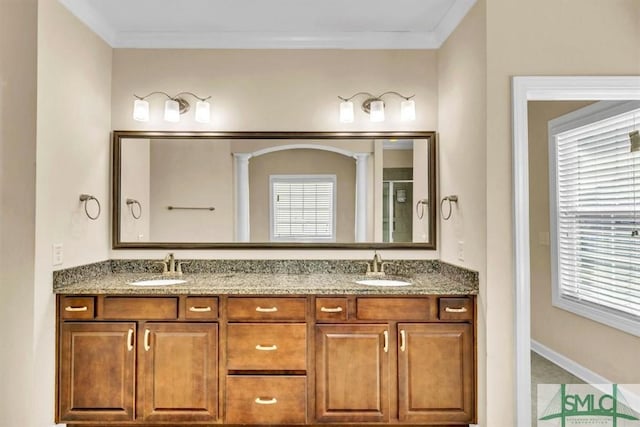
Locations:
337;91;415;102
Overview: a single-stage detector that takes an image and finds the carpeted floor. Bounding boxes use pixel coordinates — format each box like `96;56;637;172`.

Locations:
530;351;585;426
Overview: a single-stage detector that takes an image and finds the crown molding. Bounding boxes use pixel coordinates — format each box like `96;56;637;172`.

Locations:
59;0;477;49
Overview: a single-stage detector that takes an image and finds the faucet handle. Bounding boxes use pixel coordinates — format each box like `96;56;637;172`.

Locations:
380;262;393;274
361;261;372;275
154;261;169;274
177;261;190;275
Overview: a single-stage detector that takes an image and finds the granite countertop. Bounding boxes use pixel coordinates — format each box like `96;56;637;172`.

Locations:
53;272;478;296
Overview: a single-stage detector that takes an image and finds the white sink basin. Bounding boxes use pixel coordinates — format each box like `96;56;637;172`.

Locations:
128;279;187;286
355;279;412;287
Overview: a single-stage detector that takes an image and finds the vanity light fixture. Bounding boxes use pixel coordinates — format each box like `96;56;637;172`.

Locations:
338;91;416;123
132;91;212;123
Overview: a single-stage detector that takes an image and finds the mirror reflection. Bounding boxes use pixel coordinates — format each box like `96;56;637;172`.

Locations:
115;132;435;248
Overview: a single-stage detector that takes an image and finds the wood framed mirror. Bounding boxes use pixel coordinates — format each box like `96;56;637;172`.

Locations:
112;131;437;249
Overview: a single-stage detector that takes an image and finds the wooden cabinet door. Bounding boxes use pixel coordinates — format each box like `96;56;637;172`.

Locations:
315;324;389;423
58;322;136;422
140;322;218;422
397;323;474;423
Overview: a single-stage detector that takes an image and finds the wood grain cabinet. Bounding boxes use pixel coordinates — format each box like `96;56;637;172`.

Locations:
315;324;390;423
397;323;474;424
56;294;475;426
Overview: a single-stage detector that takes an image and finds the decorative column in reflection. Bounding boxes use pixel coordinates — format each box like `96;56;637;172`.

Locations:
355;153;370;242
234;153;251;242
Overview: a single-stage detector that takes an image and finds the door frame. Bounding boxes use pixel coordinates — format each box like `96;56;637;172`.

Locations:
511;75;640;427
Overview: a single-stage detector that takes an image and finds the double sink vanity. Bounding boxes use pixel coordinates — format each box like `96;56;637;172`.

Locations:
54;257;478;427
53;131;476;426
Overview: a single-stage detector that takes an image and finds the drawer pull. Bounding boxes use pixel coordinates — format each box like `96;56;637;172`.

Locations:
255;344;278;351
144;329;151;351
400;329;406;352
64;306;88;312
255;397;277;405
256;306;278;313
189;306;212;312
127;329;134;351
445;306;468;313
320;306;343;313
383;330;389;353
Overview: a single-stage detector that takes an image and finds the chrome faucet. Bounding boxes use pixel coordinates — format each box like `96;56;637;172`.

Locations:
155;253;188;276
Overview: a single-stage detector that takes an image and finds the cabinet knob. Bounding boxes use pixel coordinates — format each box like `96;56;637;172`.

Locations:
255;397;277;405
320;306;343;313
383;330;389;353
400;329;406;352
189;306;212;312
445;306;468;313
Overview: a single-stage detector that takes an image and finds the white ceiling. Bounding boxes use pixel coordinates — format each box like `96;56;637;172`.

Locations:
58;0;477;49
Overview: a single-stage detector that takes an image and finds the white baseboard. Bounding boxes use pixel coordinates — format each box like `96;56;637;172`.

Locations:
531;339;640;412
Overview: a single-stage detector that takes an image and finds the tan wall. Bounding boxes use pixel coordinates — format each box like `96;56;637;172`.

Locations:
120;139;151;242
528;101;640;383
149;139;234;242
437;1;487;425
0;0;37;425
382;150;413;168
33;1;113;426
249;149;356;242
110;49;439;258
486;0;640;424
111;50;438;132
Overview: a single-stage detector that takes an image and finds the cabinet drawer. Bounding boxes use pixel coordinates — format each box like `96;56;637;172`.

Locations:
357;297;433;321
60;296;95;319
227;324;307;370
439;297;473;321
226;376;306;424
102;297;178;320
227;297;306;321
315;298;348;321
184;297;218;320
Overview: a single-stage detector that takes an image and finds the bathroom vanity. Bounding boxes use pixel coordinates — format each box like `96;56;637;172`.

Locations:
54;269;477;426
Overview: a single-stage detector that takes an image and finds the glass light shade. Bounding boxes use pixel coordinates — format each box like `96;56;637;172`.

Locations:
339;101;354;123
369;100;385;122
133;99;149;122
195;100;211;123
164;99;180;122
400;99;416;121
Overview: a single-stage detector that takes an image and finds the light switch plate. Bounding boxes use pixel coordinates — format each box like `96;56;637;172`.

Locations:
52;243;63;266
457;240;465;262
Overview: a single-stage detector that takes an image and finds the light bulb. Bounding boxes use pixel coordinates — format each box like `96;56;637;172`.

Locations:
164;99;180;122
195;100;211;123
400;99;416;121
339;101;354;123
133;99;149;122
369;100;385;122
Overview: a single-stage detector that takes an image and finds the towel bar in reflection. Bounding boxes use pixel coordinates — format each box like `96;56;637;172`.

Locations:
167;206;215;211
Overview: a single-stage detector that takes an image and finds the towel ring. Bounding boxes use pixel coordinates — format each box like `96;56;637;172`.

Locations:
440;195;458;221
79;194;101;220
126;198;142;219
415;199;429;219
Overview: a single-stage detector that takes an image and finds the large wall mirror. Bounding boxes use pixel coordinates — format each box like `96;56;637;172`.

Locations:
112;131;436;249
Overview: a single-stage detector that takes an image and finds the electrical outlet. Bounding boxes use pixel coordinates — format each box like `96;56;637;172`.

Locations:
457;240;464;262
52;243;63;266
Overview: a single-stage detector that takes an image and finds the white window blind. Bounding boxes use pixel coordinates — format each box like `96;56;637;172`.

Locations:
270;175;336;242
551;102;640;334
